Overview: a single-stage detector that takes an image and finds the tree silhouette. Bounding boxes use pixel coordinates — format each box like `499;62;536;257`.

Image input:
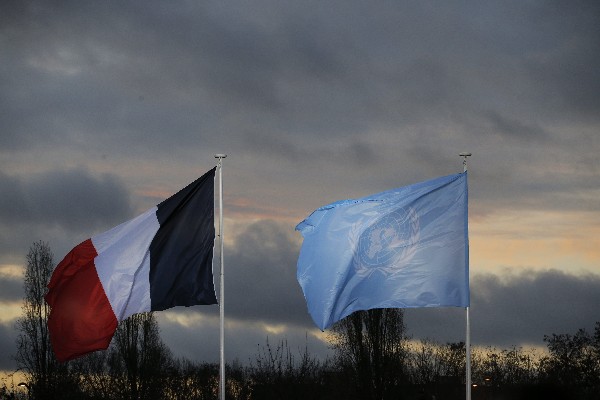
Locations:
14;241;79;399
541;327;600;397
330;309;409;400
110;312;173;400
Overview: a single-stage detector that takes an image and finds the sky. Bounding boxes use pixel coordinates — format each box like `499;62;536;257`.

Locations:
1;0;600;374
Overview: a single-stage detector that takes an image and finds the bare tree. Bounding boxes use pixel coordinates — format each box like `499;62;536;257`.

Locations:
330;308;409;400
68;314;181;400
14;241;76;399
436;341;466;382
70;351;117;400
110;312;173;400
409;339;444;386
249;338;325;400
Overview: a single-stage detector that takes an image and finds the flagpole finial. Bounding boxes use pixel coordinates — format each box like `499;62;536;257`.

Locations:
459;152;472;172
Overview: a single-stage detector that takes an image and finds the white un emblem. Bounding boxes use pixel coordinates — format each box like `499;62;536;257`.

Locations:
353;207;420;277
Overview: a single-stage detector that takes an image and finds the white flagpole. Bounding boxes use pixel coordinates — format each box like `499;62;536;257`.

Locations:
215;154;227;400
460;152;472;400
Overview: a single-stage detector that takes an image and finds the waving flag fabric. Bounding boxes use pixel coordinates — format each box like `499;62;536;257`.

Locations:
296;173;469;331
46;168;217;362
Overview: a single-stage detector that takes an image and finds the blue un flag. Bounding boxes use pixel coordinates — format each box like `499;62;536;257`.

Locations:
295;173;469;330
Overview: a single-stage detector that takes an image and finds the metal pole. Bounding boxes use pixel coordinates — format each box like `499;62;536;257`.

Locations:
215;154;227;400
460;152;472;400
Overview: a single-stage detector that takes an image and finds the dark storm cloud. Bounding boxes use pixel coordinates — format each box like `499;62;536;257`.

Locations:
0;323;17;370
224;220;311;327
482;111;548;141
2;0;598;170
520;1;600;120
156;219;309;328
472;270;600;346
0;0;353;152
157;310;330;365
0;169;133;232
406;269;600;347
0;275;23;302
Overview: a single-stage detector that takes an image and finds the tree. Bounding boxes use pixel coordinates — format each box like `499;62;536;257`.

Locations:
249;338;324;400
68;314;181;400
437;342;466;382
14;241;78;399
330;308;409;400
70;351;116;400
109;312;173;400
409;339;443;386
163;359;220;400
541;327;600;396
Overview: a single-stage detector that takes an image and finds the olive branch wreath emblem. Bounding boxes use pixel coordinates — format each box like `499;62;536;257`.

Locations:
350;207;420;278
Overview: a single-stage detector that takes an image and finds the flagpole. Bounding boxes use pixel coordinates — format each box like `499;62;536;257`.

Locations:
460;152;472;400
215;154;227;400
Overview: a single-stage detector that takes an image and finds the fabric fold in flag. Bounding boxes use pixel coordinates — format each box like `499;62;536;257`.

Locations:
295;172;469;331
46;167;217;362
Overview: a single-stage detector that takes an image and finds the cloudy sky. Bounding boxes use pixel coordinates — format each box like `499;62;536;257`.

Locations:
1;0;600;373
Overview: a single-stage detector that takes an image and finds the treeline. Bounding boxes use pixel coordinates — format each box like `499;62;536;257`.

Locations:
4;320;600;399
3;242;600;399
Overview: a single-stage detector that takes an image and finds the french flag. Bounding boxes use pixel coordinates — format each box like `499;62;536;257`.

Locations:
45;168;217;362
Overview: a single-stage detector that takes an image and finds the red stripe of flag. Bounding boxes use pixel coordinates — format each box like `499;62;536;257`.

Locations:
46;239;118;361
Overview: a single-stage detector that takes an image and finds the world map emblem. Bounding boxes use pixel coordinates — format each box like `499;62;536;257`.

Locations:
353;207;420;277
